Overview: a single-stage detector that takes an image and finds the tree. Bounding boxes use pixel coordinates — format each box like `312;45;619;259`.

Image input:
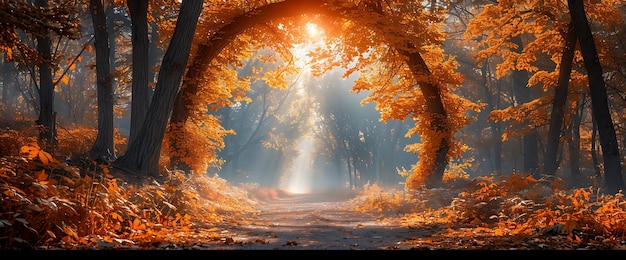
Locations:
126;0;150;147
35;0;58;151
467;0;624;193
0;0;80;150
569;0;624;194
113;0;204;178
88;0;116;160
544;23;576;176
168;0;473;189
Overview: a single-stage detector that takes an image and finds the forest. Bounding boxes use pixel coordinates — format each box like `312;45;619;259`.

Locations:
2;0;626;250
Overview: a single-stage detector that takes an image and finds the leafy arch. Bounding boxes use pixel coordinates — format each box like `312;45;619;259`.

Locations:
170;0;475;189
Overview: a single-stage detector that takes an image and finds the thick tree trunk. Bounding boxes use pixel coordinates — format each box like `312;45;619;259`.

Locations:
544;23;576;176
569;0;624;194
88;0;116;160
113;0;204;178
400;47;449;189
127;0;150;147
35;0;57;151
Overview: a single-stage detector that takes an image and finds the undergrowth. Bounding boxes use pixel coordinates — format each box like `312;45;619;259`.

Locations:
0;127;256;249
352;174;626;247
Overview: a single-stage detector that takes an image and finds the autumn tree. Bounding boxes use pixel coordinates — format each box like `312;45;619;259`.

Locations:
568;0;624;194
165;0;476;190
466;0;625;193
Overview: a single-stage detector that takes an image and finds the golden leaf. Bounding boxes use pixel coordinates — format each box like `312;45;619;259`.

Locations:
61;75;70;85
34;169;48;182
38;151;50;165
20;145;39;159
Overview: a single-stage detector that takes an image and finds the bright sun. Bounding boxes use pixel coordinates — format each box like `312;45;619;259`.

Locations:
292;22;324;66
305;22;321;39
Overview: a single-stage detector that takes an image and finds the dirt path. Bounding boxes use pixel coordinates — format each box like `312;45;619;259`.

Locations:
191;192;433;250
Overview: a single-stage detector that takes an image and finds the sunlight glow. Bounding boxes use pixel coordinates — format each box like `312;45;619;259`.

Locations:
305;22;321;39
291;22;325;68
279;136;315;194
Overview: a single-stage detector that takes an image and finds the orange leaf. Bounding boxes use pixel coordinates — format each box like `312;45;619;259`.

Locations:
34;169;48;182
38;151;50;165
20;145;39;159
111;212;123;222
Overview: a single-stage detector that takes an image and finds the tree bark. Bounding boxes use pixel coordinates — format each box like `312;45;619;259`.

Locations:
399;46;449;189
35;0;57;151
544;23;576;176
569;0;624;194
113;0;204;178
88;0;116;160
127;0;150;147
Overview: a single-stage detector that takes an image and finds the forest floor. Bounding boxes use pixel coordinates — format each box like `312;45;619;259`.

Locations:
3;130;626;253
141;188;623;251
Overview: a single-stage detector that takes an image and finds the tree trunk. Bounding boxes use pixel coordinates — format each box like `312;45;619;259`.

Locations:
35;0;57;151
569;0;624;194
1;57;17;119
480;59;502;174
88;0;116;160
113;0;204;178
568;96;584;186
591;113;601;178
400;46;449;189
544;23;576;176
510;36;539;178
127;0;150;147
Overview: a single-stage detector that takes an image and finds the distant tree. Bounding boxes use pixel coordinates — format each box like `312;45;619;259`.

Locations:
0;0;80;61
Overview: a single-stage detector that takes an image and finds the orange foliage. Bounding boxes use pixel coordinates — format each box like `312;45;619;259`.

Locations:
0;130;256;249
466;0;625;141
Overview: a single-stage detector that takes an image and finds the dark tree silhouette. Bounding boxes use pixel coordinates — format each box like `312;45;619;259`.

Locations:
568;0;624;194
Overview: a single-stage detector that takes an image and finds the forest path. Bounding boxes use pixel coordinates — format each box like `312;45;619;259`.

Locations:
190;191;436;250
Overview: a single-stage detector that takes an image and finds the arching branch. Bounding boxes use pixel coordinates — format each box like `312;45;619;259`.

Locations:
171;0;451;189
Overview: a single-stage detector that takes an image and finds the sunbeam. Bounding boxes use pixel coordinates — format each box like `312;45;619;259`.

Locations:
279;135;316;194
